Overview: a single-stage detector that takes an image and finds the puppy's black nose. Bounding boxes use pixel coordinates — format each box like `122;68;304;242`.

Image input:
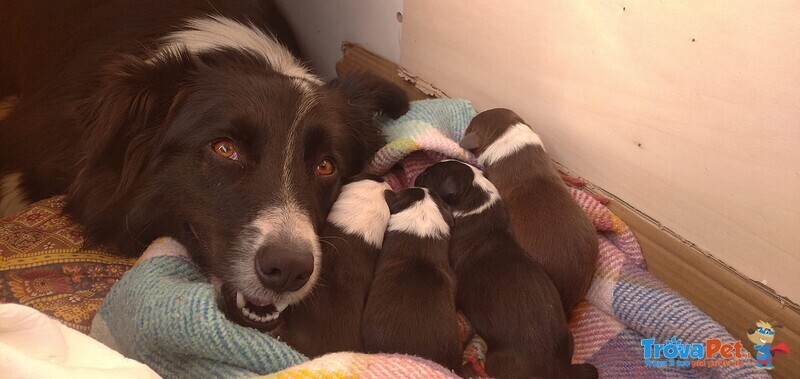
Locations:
255;244;313;293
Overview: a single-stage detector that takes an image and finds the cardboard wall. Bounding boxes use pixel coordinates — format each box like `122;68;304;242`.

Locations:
276;0;403;78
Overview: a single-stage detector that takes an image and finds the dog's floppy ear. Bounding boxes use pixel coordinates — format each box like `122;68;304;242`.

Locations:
328;72;410;176
66;49;197;254
331;71;410;119
77;50;197;192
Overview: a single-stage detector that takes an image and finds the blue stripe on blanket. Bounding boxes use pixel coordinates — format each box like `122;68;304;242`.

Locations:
612;266;769;379
91;256;306;378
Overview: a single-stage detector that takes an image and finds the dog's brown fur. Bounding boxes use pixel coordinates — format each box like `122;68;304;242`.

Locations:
460;109;599;316
271;175;391;357
362;188;462;371
416;160;598;379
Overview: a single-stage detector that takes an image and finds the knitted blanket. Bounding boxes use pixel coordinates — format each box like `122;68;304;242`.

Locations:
91;99;769;378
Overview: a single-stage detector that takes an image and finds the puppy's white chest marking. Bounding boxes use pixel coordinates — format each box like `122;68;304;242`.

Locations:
477;122;544;166
387;189;450;239
328;180;392;248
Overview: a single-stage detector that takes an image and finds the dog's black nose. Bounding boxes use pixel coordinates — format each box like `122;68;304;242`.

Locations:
255;244;313;293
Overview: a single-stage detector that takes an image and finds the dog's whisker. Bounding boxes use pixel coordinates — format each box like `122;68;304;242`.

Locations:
318;238;341;256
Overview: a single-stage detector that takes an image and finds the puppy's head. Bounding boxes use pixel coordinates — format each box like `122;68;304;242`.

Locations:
383;187;452;239
414;160;500;218
460;108;543;166
67;48;408;330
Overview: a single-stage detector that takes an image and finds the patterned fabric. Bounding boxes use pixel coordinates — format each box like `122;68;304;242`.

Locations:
259;352;457;379
377;100;769;379
365;98;479;176
92;253;307;378
0;196;135;333
91;237;458;379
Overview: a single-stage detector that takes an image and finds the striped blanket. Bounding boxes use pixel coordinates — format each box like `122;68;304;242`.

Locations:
91;99;769;378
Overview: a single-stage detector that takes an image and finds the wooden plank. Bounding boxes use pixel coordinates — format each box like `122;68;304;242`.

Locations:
336;43;430;101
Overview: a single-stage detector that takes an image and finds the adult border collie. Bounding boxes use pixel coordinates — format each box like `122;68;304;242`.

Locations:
0;0;409;330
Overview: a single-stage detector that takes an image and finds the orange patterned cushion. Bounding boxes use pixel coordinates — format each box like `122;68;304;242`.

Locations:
0;196;135;333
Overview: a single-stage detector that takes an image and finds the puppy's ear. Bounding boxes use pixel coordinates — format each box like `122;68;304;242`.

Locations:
386;188;425;215
459;132;482;151
332;71;410;119
384;189;396;208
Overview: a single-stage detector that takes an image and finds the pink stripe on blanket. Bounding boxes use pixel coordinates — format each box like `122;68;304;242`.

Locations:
569;301;626;363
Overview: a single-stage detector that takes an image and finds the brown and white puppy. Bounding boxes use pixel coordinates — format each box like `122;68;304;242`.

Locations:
416;160;598;379
271;175;392;357
460;109;598;316
362;187;462;372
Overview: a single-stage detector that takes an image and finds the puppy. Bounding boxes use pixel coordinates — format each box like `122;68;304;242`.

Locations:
416;160;597;379
0;1;410;330
362;187;462;371
271;175;391;357
460;108;598;316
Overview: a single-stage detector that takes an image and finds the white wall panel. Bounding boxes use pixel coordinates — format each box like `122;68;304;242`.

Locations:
401;0;800;302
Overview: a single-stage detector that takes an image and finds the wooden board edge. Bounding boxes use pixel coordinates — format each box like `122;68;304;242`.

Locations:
337;43;431;101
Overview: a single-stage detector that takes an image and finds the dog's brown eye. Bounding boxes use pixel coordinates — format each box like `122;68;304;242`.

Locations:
212;139;239;161
316;159;335;176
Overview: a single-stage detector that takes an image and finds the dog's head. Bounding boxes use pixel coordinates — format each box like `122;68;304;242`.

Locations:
67;48;408;330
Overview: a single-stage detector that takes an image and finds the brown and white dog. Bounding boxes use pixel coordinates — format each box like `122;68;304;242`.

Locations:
459;109;598;316
271;175;392;357
362;187;462;371
0;0;409;330
416;160;598;379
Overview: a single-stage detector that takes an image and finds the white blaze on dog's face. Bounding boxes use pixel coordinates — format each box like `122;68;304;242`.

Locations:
60;15;408;331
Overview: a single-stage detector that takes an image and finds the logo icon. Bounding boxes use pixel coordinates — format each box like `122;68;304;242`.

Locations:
746;320;790;370
640;336;748;368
